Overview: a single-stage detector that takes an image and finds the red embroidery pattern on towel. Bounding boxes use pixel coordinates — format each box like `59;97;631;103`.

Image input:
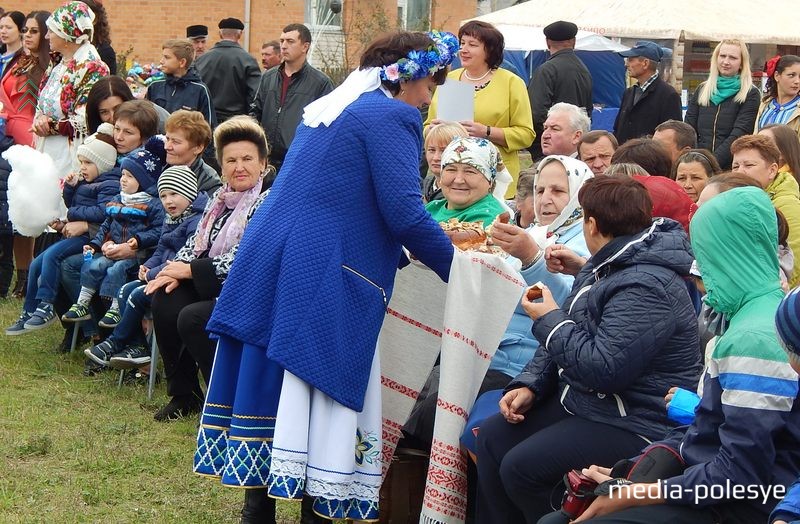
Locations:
387;308;443;338
442;327;492;361
424;438;468;519
435;398;468;420
470;256;526;287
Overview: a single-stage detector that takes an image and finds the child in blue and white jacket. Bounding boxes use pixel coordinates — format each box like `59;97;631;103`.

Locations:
4;124;120;334
84;165;207;368
62;143;165;328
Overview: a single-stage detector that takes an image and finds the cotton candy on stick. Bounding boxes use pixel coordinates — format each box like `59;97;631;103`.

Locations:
2;145;65;236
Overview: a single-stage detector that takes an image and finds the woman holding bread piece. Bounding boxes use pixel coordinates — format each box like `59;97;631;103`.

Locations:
475;175;702;523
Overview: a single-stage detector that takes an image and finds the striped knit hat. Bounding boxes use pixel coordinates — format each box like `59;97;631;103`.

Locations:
776;286;800;366
76;123;117;174
157;165;198;203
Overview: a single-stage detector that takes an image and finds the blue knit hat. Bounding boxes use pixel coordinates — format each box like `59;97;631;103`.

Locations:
120;136;166;191
776;286;800;366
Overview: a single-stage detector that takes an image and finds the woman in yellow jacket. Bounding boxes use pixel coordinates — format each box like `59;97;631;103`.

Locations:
425;20;534;198
731;134;800;287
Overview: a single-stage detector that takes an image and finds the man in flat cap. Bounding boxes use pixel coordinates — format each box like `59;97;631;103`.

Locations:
613;41;682;144
195;18;261;123
527;20;593;160
186;24;208;58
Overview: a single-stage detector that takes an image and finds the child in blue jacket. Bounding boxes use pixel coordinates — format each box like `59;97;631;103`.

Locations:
770;287;800;524
146;39;216;128
62;143;165;327
5;124;120;334
85;165;207;367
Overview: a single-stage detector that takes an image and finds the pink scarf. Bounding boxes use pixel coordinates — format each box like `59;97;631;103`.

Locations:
193;183;261;258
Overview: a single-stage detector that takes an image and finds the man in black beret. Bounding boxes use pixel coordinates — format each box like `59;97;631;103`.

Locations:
186;24;208;58
195;17;261;123
527;20;593;160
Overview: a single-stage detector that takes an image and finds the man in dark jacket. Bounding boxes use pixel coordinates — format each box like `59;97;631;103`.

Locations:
147;38;216;128
527;20;593;160
614;41;682;145
195;18;261;123
250;23;333;179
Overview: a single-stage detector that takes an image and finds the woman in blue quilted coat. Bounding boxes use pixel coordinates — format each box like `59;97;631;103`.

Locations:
475;175;703;523
193;31;460;523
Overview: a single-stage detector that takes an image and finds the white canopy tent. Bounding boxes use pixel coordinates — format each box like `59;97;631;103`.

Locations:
498;25;628;52
470;0;800;45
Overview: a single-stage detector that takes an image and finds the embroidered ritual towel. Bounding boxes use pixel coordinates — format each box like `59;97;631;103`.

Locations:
379;250;524;523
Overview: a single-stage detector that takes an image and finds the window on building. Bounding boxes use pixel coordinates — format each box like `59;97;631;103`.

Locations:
306;0;342;29
397;0;431;31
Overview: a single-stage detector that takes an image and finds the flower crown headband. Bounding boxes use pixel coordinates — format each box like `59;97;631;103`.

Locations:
379;30;459;83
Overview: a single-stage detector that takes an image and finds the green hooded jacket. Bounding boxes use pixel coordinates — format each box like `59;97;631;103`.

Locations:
665;186;800;513
691;186;783;320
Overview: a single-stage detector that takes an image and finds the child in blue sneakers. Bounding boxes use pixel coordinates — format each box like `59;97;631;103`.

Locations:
61;143;165;326
5;124;120;335
85;165;207;367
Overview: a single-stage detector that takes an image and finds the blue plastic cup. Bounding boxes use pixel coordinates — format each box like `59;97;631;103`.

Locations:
667;387;700;424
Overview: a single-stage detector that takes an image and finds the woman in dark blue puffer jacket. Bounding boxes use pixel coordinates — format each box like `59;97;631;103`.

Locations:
475;176;703;524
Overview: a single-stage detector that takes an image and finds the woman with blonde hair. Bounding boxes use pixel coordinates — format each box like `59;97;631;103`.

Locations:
684;39;760;169
422;121;468;202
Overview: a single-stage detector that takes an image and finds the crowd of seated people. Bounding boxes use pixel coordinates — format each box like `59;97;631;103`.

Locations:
5;5;800;523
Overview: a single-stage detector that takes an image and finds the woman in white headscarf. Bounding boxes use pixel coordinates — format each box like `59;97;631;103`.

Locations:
31;1;108;178
407;156;594;455
456;156;594;454
490;155;595;382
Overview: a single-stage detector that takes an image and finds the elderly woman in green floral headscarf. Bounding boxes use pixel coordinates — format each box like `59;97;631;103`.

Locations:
425;136;507;226
32;1;108;179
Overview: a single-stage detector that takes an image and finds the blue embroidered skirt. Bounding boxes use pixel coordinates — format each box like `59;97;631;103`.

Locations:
194;335;382;522
193;335;284;486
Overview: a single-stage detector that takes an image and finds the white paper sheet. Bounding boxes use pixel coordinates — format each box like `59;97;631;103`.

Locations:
436;79;474;123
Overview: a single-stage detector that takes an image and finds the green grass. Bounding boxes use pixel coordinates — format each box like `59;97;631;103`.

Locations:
0;295;302;523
